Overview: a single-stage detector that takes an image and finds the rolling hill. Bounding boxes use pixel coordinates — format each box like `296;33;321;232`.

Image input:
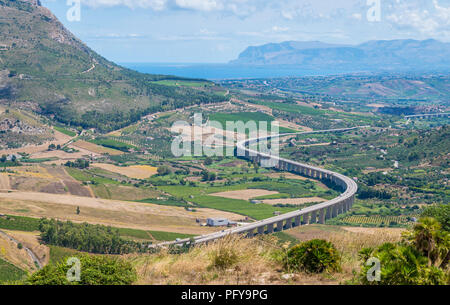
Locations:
0;0;226;132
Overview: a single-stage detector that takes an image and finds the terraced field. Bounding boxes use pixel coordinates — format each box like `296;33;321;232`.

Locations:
339;215;418;226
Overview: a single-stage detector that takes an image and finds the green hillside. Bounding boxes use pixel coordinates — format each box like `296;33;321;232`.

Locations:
0;0;226;132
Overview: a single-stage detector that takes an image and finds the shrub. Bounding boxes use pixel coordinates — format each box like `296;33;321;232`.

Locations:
358;243;447;285
285;239;341;273
26;255;137;285
421;205;450;231
209;243;239;270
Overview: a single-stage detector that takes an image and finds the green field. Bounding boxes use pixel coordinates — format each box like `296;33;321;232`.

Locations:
159;178;336;220
22;157;59;164
148;230;196;241
54;126;77;137
0;215;40;231
136;198;190;208
248;100;376;125
66;167;122;185
48;245;82;264
160;183;300;220
0;258;27;283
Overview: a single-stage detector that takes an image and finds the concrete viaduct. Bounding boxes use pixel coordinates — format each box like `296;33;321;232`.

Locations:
155;128;359;248
405;113;450;120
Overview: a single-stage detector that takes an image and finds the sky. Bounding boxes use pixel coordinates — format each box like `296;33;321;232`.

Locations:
40;0;450;63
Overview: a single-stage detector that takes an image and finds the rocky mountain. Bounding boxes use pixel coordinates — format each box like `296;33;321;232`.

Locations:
231;39;450;73
0;0;226;132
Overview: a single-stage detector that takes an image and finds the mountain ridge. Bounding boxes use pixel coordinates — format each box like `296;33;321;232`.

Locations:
0;0;226;132
231;39;450;73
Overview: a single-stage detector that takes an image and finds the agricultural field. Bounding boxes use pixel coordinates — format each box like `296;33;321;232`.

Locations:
0;257;27;283
1;165;92;197
72;140;124;155
337;215;417;227
53;126;77;137
91;163;157;179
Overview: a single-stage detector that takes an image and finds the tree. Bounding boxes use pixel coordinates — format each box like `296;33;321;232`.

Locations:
204;157;213;166
422;205;450;231
48;144;56;150
253;160;260;173
358;243;446;285
157;166;171;176
285;239;341;273
201;170;216;182
0;155;6;163
76;206;80;215
403;217;450;269
357;217;450;285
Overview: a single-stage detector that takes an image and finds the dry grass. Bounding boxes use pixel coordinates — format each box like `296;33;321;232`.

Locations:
72;140;123;155
131;235;282;285
91;163;158;179
0;190;244;235
0;231;40;273
3;230;49;266
326;228;403;274
0;130;72;156
130;235;343;285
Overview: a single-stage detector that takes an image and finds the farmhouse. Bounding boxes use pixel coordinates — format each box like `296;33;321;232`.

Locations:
206;218;236;227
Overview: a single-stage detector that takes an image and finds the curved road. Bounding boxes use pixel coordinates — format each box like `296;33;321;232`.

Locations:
155;127;360;247
0;229;43;269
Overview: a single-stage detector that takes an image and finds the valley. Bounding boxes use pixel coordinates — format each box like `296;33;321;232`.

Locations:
0;0;448;287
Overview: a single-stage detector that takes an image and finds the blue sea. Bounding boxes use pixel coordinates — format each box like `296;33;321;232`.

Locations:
119;63;342;80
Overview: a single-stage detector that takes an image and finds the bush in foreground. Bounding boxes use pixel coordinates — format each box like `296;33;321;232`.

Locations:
357;216;449;285
358;243;447;285
26;255;137;285
285;239;341;273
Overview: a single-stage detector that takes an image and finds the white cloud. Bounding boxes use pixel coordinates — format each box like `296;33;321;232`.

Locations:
271;26;290;32
80;0;258;14
175;0;222;11
351;13;362;20
385;0;450;38
81;0;167;10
